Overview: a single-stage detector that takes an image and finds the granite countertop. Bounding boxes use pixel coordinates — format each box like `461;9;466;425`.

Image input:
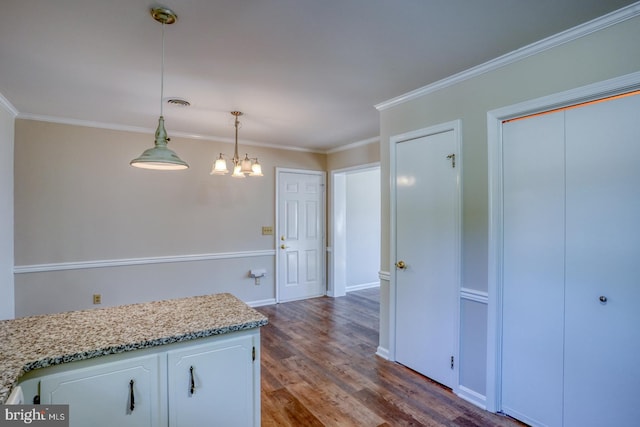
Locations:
0;293;268;405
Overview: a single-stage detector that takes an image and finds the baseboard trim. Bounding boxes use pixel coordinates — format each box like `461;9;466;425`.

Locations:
376;346;390;360
14;250;277;274
346;282;380;292
456;385;487;410
247;298;277;308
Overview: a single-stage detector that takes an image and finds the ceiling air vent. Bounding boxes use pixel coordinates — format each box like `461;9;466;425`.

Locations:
166;98;191;107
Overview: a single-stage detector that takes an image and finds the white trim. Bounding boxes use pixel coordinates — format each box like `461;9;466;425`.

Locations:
375;3;640;111
247;298;277;308
456;386;487;410
275;168;327;303
346;282;380;293
378;270;390;282
330;162;380;174
13;250;275;274
460;288;489;304
389;120;463;393
486;70;640;413
325;136;380;154
0;93;18;117
375;346;390;360
16;113;325;154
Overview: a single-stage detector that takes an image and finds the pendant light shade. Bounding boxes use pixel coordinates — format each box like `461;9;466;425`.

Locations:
130;7;188;171
130;117;188;170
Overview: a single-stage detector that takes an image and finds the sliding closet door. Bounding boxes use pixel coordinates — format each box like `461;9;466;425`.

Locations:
501;112;565;427
564;94;640;426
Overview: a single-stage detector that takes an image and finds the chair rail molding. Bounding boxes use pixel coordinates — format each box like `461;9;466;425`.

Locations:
14;250;276;274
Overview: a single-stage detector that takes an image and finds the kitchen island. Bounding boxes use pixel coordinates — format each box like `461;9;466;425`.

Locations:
0;293;268;426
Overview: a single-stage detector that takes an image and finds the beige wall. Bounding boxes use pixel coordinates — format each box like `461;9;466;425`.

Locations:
325;140;380;249
326;140;379;172
378;13;640;400
14;119;326;316
0;103;15;319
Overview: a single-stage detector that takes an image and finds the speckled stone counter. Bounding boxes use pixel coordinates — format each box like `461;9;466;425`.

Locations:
0;293;268;405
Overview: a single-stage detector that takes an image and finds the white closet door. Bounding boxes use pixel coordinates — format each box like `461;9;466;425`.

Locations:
564;94;640;427
501;112;565;427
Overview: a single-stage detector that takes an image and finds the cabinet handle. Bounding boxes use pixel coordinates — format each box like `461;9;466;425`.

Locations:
189;366;195;395
129;379;135;411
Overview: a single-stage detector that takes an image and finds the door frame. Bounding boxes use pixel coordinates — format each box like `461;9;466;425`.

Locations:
486;71;640;413
389;120;462;388
275;167;327;303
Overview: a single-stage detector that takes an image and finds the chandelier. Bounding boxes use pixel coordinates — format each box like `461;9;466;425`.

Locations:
210;111;263;178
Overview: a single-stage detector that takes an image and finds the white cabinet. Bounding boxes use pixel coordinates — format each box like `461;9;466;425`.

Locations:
39;354;163;427
21;329;260;427
168;334;258;427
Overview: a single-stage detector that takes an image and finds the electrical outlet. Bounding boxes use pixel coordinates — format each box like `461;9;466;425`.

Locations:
93;294;102;305
261;226;273;235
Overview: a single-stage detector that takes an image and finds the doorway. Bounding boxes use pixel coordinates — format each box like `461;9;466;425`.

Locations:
330;164;380;298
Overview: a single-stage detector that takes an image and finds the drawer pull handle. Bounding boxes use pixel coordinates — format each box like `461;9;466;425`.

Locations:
190;366;196;395
129;379;135;411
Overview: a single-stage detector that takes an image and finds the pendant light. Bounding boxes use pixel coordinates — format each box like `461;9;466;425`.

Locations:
130;7;188;171
210;111;263;178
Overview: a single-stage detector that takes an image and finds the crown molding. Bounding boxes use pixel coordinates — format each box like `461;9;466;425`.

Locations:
15;112;326;154
0;93;18;117
375;2;640;111
325;136;380;154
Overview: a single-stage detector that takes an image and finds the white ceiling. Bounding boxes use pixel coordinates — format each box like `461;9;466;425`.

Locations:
0;0;635;152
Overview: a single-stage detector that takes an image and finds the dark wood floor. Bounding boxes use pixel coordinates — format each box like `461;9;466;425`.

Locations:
256;288;523;427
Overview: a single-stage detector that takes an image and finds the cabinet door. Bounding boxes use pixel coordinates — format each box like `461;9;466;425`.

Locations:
40;354;162;427
167;333;257;427
564;93;640;427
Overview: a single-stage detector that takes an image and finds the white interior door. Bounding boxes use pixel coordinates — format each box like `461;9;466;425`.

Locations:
277;170;325;302
563;93;640;427
393;125;460;389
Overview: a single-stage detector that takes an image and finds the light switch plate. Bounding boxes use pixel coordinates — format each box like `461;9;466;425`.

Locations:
262;226;273;235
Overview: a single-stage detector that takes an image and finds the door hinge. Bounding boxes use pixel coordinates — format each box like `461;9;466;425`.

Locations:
450;355;454;369
446;153;456;168
252;346;256;361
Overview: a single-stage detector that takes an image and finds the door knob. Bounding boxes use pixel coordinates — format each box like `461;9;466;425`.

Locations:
599;295;608;304
280;244;288;250
395;260;406;270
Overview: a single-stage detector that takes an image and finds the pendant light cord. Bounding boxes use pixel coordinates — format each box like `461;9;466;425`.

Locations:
160;21;165;117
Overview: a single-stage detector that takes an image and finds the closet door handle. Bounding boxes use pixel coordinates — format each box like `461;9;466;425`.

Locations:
189;366;195;395
129;379;135;411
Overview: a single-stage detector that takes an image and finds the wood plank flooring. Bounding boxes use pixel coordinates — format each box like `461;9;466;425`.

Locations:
256;288;523;427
